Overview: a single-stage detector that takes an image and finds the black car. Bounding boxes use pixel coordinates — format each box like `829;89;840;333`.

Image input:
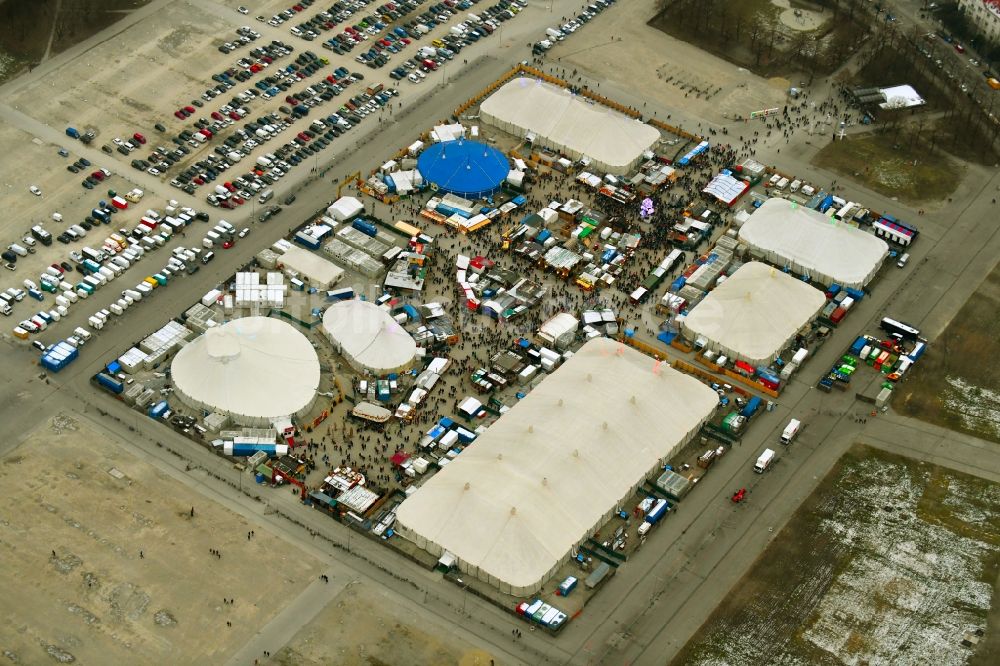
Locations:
60;261;73;272
283;194;296;205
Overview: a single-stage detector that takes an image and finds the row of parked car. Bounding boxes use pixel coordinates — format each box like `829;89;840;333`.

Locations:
288;0;427;44
218;25;263;54
7;199;211;333
533;0;614;55
263;0;320;28
195;40;297;108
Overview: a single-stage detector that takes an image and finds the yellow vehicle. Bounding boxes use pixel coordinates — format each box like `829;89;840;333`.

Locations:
143;277;159;288
432;39;445;48
989;77;1000;91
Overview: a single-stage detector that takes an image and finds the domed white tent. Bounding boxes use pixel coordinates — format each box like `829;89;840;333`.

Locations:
322;300;417;375
171;317;320;427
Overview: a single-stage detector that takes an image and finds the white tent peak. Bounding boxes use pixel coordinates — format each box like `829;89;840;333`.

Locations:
204;326;240;362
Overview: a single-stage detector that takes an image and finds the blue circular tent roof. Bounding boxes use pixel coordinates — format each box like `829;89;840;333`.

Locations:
417;139;509;199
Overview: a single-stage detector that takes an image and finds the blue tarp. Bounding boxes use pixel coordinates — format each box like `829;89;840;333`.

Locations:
416;139;509;199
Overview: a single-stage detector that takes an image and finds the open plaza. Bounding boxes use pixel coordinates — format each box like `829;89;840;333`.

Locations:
2;0;1000;664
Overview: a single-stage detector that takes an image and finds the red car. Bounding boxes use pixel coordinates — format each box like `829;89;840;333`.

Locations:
955;43;965;53
91;170;105;181
193;176;205;185
224;182;236;192
133;132;146;144
211;111;223;120
297;131;310;141
50;263;64;274
228;111;241;120
184;105;196;113
174;110;186;119
222;240;234;249
231;196;245;205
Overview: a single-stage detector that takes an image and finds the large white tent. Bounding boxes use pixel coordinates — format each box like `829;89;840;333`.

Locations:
395;337;718;595
322;299;417;375
480;77;660;174
739;198;888;289
171;317;320;427
681;262;826;365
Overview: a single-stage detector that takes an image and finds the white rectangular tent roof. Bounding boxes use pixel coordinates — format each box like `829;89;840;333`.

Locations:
395;337;718;595
278;246;345;288
738;198;888;289
480;77;660;174
681;261;826;365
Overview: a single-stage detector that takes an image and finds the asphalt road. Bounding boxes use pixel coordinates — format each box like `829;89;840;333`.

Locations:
2;1;1000;664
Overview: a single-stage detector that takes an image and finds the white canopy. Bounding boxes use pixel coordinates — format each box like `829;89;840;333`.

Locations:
327;196;364;222
739;198;888;288
171;317;319;427
480;78;660;174
322;299;417;375
681;262;826;365
395;337;718;595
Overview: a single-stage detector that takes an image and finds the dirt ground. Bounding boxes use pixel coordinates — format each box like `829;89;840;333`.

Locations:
671;444;1000;666
0;412;323;665
895;261;1000;444
812;130;965;204
550;0;788;125
268;580;498;666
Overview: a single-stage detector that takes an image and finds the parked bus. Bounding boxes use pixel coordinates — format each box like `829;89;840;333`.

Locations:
880;317;920;341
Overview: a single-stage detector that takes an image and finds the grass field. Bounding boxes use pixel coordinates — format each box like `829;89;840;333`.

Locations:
895;261;1000;443
672;444;1000;666
813;131;964;204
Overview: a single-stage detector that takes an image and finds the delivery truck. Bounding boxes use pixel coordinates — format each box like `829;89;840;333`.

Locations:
780;419;801;444
754;448;776;473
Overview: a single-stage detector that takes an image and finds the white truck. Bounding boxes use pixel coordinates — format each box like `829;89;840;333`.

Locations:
754;448;776;473
780;419;801;445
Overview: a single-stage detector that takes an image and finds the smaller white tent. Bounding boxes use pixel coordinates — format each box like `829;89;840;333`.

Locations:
681;262;826;365
327;197;364;222
538;313;579;350
322;300;417;374
738;198;888;288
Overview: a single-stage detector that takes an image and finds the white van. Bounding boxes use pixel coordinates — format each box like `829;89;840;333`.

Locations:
754;449;776;473
258;189;274;204
896;253;910;268
780;419;801;445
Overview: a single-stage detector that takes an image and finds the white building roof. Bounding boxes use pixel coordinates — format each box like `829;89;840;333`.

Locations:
878;84;925;109
395;337;718;595
681;262;826;365
322;299;417;374
480;77;660;174
738;198;888;288
279;245;345;288
171;317;319;427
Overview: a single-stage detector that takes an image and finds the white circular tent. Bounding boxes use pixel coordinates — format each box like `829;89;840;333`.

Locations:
171;316;320;427
322;300;417;375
